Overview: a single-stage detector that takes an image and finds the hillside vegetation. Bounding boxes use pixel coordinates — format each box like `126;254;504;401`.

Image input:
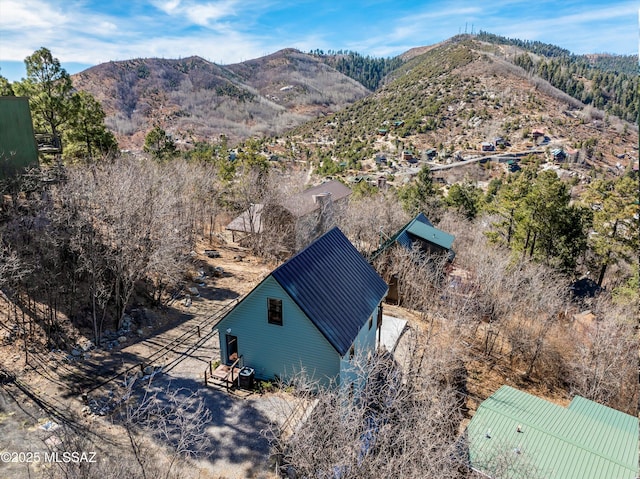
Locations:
284;35;637;175
65;33;638;158
71;51;369;149
310;49;405;90
0;33;638;478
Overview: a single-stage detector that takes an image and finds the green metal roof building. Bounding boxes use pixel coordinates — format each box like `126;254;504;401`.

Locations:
0;97;39;179
370;212;455;263
467;385;639;479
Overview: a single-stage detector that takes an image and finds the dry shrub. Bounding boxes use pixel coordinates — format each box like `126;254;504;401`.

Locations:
271;331;467;479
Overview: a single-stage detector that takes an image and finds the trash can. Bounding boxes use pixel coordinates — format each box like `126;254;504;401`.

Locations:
238;367;255;389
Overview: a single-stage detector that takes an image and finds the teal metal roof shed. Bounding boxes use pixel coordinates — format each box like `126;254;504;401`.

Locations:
467;385;639;479
370;212;455;262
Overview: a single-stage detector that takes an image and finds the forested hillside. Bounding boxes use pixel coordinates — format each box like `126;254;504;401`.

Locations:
286;35;637;177
477;32;638;122
71;50;369;149
309;50;405;90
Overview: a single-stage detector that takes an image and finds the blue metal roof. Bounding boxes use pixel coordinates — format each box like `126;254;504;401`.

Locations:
271;227;388;356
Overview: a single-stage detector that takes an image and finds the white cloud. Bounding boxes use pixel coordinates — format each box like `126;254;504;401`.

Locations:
185;1;239;26
149;0;242;27
0;0;68;30
1;0;637;73
151;0;182;15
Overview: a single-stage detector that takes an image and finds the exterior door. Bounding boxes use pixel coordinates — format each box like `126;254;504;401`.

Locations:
226;334;238;364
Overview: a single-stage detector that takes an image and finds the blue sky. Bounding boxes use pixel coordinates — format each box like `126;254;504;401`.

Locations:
0;0;637;82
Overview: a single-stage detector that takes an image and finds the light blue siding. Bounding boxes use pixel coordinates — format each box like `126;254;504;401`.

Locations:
216;276;341;387
339;304;380;388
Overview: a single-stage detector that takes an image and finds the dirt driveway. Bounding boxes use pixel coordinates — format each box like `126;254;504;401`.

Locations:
1;240;282;478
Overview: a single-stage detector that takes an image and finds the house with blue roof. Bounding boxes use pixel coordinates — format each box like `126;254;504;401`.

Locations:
369;213;455;303
214;227;388;388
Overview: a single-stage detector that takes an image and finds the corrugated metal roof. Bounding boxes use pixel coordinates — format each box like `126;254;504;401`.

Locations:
369;212;448;262
225;203;264;233
271;227;388;356
395;212;432;249
406;221;455;250
0;97;39;178
283;180;352;217
467;385;639;479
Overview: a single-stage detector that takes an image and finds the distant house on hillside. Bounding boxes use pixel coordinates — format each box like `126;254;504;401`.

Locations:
214;227;388;388
481;142;495;152
531;129;545;140
370;212;455;303
0;97;40;179
551;148;567;162
466;385;639;479
401;151;415;162
424;148;437;160
374;154;388;166
226;180;352;253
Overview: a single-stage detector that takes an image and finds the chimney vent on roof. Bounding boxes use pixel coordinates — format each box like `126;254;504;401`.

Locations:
313;192;332;204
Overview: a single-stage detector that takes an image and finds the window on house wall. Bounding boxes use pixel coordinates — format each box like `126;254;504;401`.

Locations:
267;298;283;325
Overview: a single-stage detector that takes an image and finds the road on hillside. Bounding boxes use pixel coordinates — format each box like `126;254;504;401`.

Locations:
396;148;546;177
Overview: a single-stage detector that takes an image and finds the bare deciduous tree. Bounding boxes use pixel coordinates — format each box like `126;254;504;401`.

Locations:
567;295;638;414
118;381;212;479
270;331;467;478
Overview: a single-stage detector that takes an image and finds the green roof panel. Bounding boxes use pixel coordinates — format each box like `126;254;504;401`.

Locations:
467;386;639;479
0;97;39;178
406;221;455;250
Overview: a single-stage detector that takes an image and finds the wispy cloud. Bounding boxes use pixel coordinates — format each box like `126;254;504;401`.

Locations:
150;0;241;27
0;0;68;31
0;0;637;82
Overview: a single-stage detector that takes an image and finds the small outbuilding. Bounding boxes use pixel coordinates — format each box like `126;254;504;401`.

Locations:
551;148;567;162
215;227;388;388
371;212;455;263
370;213;455;303
481;142;495;152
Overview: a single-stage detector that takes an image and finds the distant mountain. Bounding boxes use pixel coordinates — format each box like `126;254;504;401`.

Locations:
285;35;637;174
71;36;637;155
71;50;370;150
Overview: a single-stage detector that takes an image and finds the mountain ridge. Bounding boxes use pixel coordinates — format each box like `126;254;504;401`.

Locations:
70;35;638;158
71;49;370;150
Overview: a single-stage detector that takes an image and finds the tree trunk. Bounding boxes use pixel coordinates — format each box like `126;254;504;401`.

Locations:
528;231;537;258
597;262;608;288
597;219;618;287
506;208;514;246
